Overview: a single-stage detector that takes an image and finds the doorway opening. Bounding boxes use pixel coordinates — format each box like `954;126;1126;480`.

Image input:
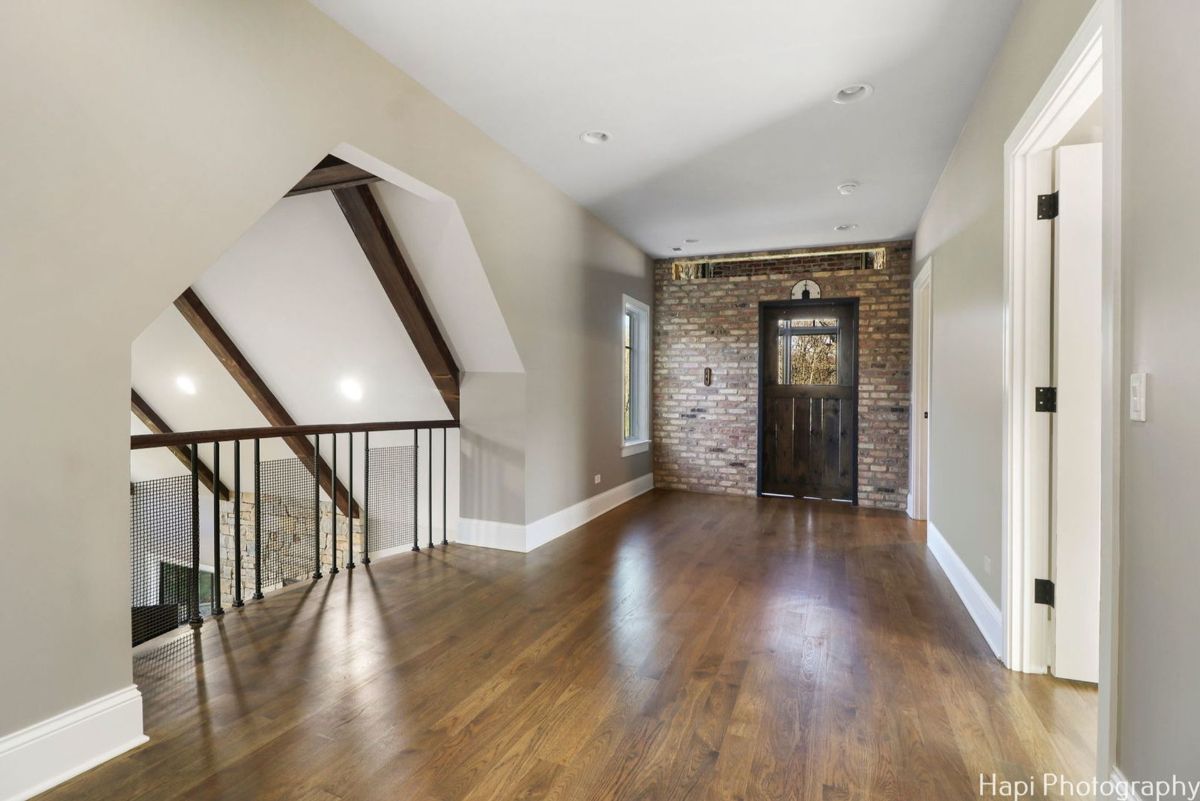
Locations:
1002;0;1120;781
757;298;858;502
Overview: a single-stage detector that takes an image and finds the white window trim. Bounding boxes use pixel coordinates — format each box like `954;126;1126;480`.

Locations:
622;294;651;457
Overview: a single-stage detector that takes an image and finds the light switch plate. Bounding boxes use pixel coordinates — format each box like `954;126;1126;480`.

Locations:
1130;372;1147;422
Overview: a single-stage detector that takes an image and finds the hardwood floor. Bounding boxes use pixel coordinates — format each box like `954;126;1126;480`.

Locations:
41;490;1096;800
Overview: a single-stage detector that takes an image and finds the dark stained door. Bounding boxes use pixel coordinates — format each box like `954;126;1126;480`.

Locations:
758;300;857;501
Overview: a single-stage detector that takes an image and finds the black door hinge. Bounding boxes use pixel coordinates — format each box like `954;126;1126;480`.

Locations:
1035;386;1057;412
1037;191;1059;220
1034;578;1055;607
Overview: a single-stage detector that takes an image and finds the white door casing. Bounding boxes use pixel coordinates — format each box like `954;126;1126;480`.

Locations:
909;260;932;521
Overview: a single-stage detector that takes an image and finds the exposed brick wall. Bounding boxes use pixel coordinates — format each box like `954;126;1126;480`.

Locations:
652;241;912;510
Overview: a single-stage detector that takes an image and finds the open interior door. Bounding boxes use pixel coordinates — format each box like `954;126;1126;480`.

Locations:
1049;142;1103;683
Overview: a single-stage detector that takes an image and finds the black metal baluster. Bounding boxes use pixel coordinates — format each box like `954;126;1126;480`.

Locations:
211;442;224;617
346;432;356;570
330;433;339;575
313;434;323;580
442;427;448;545
233;440;243;607
252;438;264;600
412;430;420;552
427;428;434;549
189;444;203;629
362;431;371;566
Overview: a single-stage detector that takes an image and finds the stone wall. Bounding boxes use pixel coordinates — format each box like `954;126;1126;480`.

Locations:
652;241;912;510
218;493;365;601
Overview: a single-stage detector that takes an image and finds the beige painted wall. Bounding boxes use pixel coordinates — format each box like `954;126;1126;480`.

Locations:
913;0;1095;604
0;0;649;736
1118;0;1200;782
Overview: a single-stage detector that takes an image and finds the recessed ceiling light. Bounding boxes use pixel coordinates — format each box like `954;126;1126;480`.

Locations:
834;223;859;232
684;238;700;244
833;83;874;104
175;375;197;395
671;247;683;253
837;182;860;195
339;377;364;402
579;130;612;145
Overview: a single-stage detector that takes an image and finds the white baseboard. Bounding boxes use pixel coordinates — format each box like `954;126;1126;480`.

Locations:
0;685;147;801
525;473;654;551
457;473;654;553
927;521;1004;659
455;517;528;552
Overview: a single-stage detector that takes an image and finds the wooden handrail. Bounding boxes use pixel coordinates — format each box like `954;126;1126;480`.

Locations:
131;419;459;450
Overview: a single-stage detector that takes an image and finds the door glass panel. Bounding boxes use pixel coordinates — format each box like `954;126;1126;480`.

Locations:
777;332;838;385
776;315;839;385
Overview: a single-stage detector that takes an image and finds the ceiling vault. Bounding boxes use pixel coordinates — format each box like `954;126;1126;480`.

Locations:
131;389;231;502
331;182;461;419
173;288;360;518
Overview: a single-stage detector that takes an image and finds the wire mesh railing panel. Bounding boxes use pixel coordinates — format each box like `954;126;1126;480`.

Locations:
258;456;316;591
130;476;195;647
367;445;416;553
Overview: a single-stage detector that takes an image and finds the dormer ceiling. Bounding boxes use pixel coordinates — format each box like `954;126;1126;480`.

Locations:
308;0;1021;257
131;164;520;485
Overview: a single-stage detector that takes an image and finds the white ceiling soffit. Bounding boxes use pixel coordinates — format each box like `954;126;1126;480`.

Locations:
309;0;1020;257
333;143;523;374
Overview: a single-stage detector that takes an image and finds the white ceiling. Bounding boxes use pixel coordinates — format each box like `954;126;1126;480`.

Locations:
309;0;1020;257
131;183;515;487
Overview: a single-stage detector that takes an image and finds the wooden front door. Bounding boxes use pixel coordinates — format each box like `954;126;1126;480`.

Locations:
758;300;858;501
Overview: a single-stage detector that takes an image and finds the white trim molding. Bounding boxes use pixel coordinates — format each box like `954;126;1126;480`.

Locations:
455;517;528;552
457;473;654;553
527;473;653;550
0;685;146;801
621;439;650;458
927;521;1003;659
1002;5;1103;675
908;258;933;521
621;294;651;451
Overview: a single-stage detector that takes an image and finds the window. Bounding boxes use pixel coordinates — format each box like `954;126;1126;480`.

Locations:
622;295;650;456
159;561;215;616
776;317;839;385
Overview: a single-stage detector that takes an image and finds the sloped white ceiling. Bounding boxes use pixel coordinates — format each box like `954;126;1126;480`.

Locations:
309;0;1021;256
131;180;513;491
192;191;450;426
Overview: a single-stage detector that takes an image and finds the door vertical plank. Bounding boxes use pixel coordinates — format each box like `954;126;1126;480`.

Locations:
823;397;841;496
808;397;823;495
775;398;794;490
796;395;816;489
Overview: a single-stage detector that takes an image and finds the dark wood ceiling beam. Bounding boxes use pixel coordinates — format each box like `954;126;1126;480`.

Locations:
333;183;461;418
173;288;360;518
285;155;380;198
131;389;231;502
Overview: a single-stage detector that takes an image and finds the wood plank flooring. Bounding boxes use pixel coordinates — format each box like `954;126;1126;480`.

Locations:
40;490;1096;800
